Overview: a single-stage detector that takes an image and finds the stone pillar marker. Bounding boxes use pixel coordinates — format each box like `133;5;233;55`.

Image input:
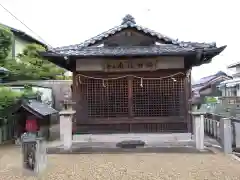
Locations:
59;110;75;150
233;121;240;148
21;134;47;175
59;99;76;150
191;111;205;150
220;117;232;154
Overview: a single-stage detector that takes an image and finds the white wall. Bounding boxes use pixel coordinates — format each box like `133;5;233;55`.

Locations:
10;86;53;106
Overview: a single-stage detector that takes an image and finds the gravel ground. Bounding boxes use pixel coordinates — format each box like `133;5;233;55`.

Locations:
1;146;240;180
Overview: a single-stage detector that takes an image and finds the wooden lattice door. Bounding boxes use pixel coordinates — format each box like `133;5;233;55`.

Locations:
80;77;129;119
132;76;185;117
77;74;187;133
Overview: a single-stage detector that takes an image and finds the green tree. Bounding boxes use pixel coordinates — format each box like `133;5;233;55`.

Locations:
5;43;68;80
0;25;13;64
0;86;22;125
0;85;39;125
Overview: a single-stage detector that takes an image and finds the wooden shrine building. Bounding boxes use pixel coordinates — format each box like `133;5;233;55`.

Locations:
41;15;226;134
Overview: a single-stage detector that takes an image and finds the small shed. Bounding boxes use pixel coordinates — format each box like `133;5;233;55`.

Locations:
14;99;58;139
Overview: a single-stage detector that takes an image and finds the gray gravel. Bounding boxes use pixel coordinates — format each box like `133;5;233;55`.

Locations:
1;146;240;180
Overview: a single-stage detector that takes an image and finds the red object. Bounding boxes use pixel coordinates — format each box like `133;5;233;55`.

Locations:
25;119;38;132
72;124;76;134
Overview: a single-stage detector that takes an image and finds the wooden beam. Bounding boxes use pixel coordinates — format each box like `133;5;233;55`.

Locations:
76;116;186;125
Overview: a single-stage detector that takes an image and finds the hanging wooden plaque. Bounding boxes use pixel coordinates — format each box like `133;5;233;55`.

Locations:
104;59;157;72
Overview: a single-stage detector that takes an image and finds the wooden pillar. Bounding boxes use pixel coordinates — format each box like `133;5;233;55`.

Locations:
128;76;133;118
72;71;78;109
72;71;76;98
128;76;133;132
72;71;83;125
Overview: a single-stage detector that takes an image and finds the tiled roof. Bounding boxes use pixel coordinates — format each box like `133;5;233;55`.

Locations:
50;45;195;57
0;23;46;47
193;71;229;86
192;71;232;97
52;14;217;52
23;100;58;116
0;66;9;73
227;62;240;68
41;14;226;70
192;86;203;92
194;75;217;85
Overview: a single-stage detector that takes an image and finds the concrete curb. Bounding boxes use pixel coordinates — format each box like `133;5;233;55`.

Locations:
47;146;215;154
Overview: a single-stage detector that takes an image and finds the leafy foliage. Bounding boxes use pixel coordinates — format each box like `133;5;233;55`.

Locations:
0;25;13;64
4;43;69;81
0;85;39;125
0;86;21;112
0;25;70;80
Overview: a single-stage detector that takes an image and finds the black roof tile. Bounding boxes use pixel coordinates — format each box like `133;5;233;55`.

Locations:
53;45;195;57
0;66;9;73
41;14;226;70
51;14;217;52
23;100;58;116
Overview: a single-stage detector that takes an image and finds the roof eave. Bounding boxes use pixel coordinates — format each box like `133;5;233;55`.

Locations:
40;51;196;70
39;51;71;70
41;44;226;70
193;45;227;66
227;62;240;69
14;32;47;48
21;104;44;119
41;50;196;58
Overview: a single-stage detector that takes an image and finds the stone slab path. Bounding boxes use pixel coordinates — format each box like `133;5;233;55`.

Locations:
1;145;240;180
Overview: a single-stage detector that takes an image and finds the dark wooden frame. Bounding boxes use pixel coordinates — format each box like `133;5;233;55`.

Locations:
72;68;191;134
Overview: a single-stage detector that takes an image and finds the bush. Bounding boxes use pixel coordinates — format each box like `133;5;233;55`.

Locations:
0;25;13;63
0;85;38;125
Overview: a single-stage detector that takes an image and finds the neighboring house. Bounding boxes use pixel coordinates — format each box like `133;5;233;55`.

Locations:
218;62;240;104
227;62;240;78
0;23;46;59
191;71;232;106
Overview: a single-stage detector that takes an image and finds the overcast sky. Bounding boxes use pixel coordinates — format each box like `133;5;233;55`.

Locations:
0;0;239;81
